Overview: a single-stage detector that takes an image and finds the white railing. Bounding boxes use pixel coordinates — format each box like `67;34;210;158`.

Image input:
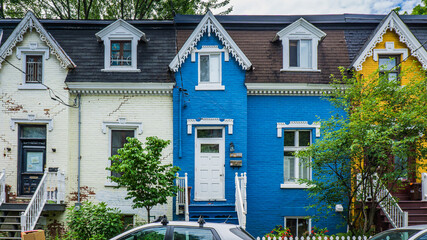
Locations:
176;173;189;221
422;173;427;201
0;169;5;206
255;236;371;240
377;181;408;228
21;170;65;232
235;172;247;229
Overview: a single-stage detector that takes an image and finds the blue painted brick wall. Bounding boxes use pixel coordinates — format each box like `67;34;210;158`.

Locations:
173;33;248;208
246;95;347;237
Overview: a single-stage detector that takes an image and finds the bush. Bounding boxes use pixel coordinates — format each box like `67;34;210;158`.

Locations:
264;225;293;239
66;201;123;240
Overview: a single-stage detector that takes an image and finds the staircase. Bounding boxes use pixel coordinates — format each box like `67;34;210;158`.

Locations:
0;204;28;240
189;204;238;224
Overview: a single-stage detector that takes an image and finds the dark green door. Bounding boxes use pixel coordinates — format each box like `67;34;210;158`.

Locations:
19;125;46;196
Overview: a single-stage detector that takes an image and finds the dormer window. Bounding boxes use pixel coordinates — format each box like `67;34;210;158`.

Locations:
274;18;326;72
95;19;146;72
193;46;225;91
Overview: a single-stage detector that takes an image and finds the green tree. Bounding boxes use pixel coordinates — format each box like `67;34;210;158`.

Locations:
106;136;180;223
2;0;232;19
297;66;427;234
411;0;427;15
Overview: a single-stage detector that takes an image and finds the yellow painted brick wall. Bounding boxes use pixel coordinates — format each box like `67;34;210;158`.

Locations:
0;31;70;197
67;93;174;222
358;30;423;85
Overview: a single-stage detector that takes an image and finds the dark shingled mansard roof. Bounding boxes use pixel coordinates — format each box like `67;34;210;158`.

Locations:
0;19;176;83
2;14;427;84
175;14;427;84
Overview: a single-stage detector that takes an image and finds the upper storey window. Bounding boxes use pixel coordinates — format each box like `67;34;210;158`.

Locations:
193;46;225;90
274;18;326;72
379;55;400;82
95;19;146;72
26;55;43;83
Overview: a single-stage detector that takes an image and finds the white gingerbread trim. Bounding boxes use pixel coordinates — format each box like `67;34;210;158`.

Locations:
277;121;320;138
10;114;53;131
373;42;408;61
187;118;233;135
169;11;251;72
0;11;75;69
351;11;427;71
245;83;340;96
102;118;143;135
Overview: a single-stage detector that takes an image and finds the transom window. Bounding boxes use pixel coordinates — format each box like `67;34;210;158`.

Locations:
111;41;132;66
289;40;312;68
199;53;221;84
285;217;311;237
379;55;399;82
284;130;311;183
26;55;42;83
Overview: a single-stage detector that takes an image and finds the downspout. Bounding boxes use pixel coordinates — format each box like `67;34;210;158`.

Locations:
77;93;81;203
179;87;182;158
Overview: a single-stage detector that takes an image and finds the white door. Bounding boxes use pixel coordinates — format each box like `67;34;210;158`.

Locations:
195;128;225;201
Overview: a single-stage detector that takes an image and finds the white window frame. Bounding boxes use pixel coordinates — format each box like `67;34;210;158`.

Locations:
105;127;137;187
284;217;311;237
282;37;319;72
103;37;139;72
281;130;312;189
16;43;49;90
194;46;225;91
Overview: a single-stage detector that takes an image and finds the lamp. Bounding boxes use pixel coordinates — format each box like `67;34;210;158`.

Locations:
229;142;235;152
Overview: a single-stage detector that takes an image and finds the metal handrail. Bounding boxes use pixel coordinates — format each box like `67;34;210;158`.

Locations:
176;173;189;221
0;169;6;206
21;170;65;232
235;172;247;229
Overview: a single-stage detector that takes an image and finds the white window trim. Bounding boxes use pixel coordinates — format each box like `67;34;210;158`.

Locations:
282;130;312;188
373;42;408;62
195;46;225;91
10;114;53;131
16;43;49;90
281;37;321;72
187;118;233;135
102;118;142;187
284;217;312;236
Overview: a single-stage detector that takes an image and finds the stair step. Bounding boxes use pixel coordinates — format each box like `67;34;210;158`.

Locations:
190;211;237;219
0;222;20;225
0;238;21;240
0;230;20;232
189;205;236;212
189;217;238;224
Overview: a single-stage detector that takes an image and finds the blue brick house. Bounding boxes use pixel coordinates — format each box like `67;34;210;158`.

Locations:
170;13;353;237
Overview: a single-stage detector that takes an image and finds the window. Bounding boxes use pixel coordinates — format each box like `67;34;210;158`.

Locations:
289;40;312;68
283;130;311;184
285;217;310;237
111;41;132;66
110;130;134;178
119;227;167;240
379;56;399;82
25;55;42;83
198;53;221;88
173;227;215;240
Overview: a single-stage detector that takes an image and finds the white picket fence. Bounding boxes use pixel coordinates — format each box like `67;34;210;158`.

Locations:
255;236;371;240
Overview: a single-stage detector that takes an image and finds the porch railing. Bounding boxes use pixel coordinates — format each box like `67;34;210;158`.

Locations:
422;173;427;201
21;170;65;232
235;172;247;229
0;169;5;206
176;173;189;221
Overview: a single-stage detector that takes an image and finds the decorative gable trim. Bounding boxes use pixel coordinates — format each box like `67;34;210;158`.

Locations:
95;19;146;42
351;11;427;71
273;18;326;41
0;11;75;69
169;11;251;72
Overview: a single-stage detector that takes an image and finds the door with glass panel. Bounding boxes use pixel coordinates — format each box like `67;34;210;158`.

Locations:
194;128;225;201
19;125;46;196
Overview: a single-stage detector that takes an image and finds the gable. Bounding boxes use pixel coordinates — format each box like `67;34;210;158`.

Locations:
95;19;146;42
169;11;251;72
0;11;75;69
351;11;427;71
274;18;326;41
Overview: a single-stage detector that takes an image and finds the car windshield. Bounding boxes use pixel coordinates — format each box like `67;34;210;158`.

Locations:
230;227;255;240
370;230;421;240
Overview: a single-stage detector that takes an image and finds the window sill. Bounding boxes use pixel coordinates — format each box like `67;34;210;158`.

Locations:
104;181;118;187
18;84;47;90
101;68;141;72
195;85;225;91
280;183;310;189
280;68;321;72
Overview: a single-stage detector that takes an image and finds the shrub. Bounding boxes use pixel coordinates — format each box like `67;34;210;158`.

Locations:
66;201;123;240
264;225;293;239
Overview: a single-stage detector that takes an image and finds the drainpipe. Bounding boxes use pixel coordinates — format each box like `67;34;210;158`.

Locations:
77;93;81;203
179;88;182;158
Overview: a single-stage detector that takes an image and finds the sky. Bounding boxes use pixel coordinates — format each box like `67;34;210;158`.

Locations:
219;0;421;15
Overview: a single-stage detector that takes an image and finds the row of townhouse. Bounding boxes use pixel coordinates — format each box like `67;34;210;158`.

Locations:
0;10;426;238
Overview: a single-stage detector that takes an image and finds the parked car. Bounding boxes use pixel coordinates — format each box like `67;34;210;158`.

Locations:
110;216;254;240
370;225;427;240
